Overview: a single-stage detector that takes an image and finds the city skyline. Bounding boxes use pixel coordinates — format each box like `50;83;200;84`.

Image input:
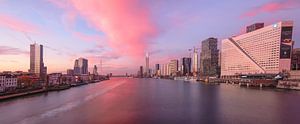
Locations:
0;0;300;75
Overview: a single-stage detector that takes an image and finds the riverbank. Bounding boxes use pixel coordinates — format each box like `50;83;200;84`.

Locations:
150;76;300;91
0;79;109;101
0;89;46;100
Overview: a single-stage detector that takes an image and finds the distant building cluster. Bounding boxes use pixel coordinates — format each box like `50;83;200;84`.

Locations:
0;43;107;93
137;21;299;81
137;37;220;79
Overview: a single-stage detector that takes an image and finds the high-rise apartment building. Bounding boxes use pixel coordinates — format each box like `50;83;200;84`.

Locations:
155;64;160;76
221;21;294;77
161;64;166;76
29;43;47;80
181;57;191;76
192;48;198;73
79;58;88;74
93;65;98;75
200;37;219;77
139;66;143;77
145;52;150;77
73;58;88;75
162;63;170;76
74;60;80;75
169;60;178;76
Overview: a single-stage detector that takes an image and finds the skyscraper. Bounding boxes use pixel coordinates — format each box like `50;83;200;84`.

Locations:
155;64;160;76
139;66;144;78
169;59;178;76
192;48;198;74
29;43;47;80
74;59;80;75
161;64;165;76
73;58;88;75
221;21;294;77
145;52;149;77
181;57;192;76
200;37;219;77
166;63;170;76
93;65;98;75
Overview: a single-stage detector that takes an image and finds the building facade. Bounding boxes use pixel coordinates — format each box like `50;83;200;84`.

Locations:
0;74;17;92
181;57;192;76
221;21;294;77
138;66;143;78
74;58;88;75
74;60;80;75
161;63;170;76
48;73;62;86
145;53;150;77
161;64;166;76
200;37;219;77
93;65;98;75
29;43;47;80
192;48;198;73
67;69;74;75
155;64;160;76
169;60;178;76
291;48;300;70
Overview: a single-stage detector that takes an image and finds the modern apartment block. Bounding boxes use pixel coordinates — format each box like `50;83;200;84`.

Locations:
200;37;219;77
221;21;294;77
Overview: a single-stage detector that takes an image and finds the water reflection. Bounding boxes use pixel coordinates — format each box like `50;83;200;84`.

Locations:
0;78;299;124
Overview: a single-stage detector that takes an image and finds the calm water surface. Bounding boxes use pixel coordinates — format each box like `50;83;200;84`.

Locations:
0;78;300;124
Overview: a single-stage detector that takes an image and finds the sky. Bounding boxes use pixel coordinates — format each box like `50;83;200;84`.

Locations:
0;0;300;75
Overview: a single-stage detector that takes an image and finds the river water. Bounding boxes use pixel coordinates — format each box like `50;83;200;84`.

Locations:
0;78;300;124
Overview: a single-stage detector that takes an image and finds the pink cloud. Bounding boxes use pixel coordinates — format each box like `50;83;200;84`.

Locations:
0;14;39;33
241;0;300;18
72;31;104;42
0;46;29;55
57;0;158;59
